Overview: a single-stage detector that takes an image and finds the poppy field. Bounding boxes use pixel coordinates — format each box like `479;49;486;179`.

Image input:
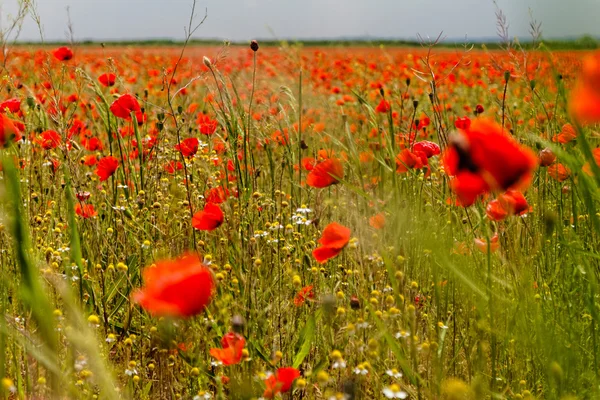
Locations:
1;36;600;400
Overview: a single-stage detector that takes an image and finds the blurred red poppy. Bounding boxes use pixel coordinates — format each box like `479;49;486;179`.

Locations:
263;367;301;399
413;141;441;158
95;156;119;181
369;213;386;229
313;222;351;263
209;332;245;366
0;114;22;148
294;285;314;307
74;203;97;219
306;158;344;188
443;118;537;206
0;98;21;114
132;253;215;318
175;137;199;158
569;51;600;124
192;203;224;231
375;99;390;113
53;46;73;61
552;123;577;144
98;73;116;87
38;130;61;150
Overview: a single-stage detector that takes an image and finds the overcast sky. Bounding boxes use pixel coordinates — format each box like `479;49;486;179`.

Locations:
1;0;599;42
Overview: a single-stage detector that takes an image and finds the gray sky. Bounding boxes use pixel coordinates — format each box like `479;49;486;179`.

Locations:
2;0;599;42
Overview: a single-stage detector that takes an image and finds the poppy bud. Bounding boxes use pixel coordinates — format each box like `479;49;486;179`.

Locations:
538;148;556;167
504;70;510;83
379;87;384;97
203;56;212;68
413;99;419;109
475;104;484;114
405;77;411;86
350;295;360;310
250;40;259;52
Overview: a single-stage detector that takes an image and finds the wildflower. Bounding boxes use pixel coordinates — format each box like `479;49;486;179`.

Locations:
74;203;98;219
175;137;199;158
250;40;259;52
375;99;391;113
0;114;22;148
98;73;116;87
38;130;61;150
548;163;570;182
313;222;351;263
263;367;300;399
443;118;537;206
396;148;427;173
382;384;408;399
132;253;215;318
197;113;218;135
192;203;224;231
0;98;21;113
369;213;386;229
110;94;145;125
386;369;403;379
353;362;370;375
95;156;119;181
569;51;600;124
53;46;73;61
552;123;577;144
306;158;344;188
209;332;245;366
474;233;500;253
413;140;441;158
294;285;314;307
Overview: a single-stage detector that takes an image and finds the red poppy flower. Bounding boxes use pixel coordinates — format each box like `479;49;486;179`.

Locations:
294;285;314;307
313;222;351;263
413;141;441;158
110;94;145;124
474;233;500;253
95;156;119;181
132;253;215;318
369;213;386;229
205;186;230;203
443;118;537;206
548;163;570;182
197;113;218;135
498;190;529;215
53;46;73;61
38;130;61;150
375;99;390;113
552;123;577;144
0;114;22;148
209;332;245;366
0;98;21;114
175;137;199;158
569;51;600;124
455;116;471;130
396;149;427;173
192;203;224;231
98;73;116;87
263;367;301;399
74;203;97;219
306;158;344;188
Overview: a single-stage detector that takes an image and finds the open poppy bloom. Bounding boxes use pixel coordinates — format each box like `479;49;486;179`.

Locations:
192;203;224;231
569;51;600;124
396;148;427;173
132;253;215;318
38;130;62;150
263;367;301;399
0;98;21;114
294;285;314;307
98;73;117;87
53;46;73;61
209;332;245;365
548;163;571;182
110;94;145;125
175;137;199;158
552;123;577;144
74;203;97;219
413;141;441;158
0;114;22;148
313;222;351;263
197;113;218;135
486;190;528;221
306;158;344;188
95;156;119;181
369;213;386;229
375;99;390;113
443;118;537;206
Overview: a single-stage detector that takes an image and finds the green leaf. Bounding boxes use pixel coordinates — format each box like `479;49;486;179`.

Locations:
293;313;316;368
